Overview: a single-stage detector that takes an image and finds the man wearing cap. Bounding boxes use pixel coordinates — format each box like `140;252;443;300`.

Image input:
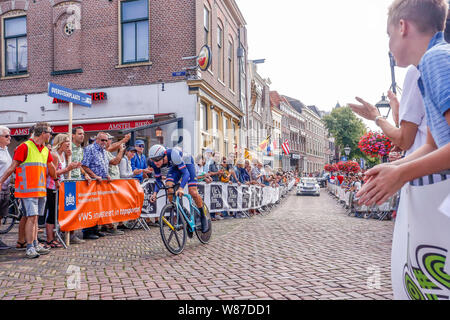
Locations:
131;140;152;183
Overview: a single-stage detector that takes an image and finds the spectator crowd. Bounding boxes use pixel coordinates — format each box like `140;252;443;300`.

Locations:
0;123;296;258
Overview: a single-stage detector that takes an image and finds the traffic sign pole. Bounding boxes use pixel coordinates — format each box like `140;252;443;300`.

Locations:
66;101;73;246
68;102;73;180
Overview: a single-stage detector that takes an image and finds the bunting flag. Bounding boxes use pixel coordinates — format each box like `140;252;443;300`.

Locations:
282;139;290;155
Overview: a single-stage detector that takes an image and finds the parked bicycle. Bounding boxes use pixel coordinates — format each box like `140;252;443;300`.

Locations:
156;183;212;255
0;187;24;234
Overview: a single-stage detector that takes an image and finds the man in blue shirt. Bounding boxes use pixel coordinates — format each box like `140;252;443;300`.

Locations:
131;140;152;183
81;132;111;240
147;145;209;233
82;132;110;181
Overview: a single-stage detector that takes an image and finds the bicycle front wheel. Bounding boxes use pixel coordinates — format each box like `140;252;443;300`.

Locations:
159;203;186;255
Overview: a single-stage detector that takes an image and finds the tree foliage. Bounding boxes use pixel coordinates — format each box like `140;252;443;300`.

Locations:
323;106;378;166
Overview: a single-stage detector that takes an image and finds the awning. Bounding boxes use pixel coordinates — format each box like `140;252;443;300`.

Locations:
8;114;172;136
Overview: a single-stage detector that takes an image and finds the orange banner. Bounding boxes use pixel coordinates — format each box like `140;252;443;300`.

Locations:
58;179;144;232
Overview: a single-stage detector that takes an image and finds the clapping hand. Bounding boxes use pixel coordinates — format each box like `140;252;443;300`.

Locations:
356;164;405;206
348;97;381;121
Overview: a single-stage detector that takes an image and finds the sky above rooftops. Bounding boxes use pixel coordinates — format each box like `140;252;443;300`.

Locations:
236;0;407;130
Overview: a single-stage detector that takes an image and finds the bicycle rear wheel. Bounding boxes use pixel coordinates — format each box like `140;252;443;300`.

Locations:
195;204;212;244
0;201;20;234
159;203;186;255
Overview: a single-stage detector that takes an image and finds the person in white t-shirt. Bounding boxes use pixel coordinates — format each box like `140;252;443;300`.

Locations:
395;66;428;156
349;65;426;156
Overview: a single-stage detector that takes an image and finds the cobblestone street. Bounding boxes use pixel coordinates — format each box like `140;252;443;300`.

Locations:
0;189;395;300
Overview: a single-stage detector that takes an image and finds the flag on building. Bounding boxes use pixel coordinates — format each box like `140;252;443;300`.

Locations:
245;148;251;160
258;135;271;151
282;139;290;155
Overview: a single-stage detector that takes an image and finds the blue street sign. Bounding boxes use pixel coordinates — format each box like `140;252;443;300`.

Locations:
172;71;186;77
48;82;92;107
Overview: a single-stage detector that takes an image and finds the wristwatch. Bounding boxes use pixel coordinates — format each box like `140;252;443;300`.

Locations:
375;116;386;127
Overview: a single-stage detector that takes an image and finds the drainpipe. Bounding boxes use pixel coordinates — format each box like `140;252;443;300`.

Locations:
237;27;248;151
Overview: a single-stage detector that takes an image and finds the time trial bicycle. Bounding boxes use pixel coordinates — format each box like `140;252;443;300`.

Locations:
156;183;212;255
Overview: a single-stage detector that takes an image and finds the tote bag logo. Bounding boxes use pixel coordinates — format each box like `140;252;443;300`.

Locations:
403;245;450;300
64;182;77;212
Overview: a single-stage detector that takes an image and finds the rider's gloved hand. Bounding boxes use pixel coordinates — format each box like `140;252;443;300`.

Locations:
176;188;184;198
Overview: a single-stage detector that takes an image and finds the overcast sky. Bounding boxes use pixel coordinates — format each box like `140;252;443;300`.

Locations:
236;0;407;128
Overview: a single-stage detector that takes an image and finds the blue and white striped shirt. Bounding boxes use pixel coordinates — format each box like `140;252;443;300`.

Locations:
417;32;450;148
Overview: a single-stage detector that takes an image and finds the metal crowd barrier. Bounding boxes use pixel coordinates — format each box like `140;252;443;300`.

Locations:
326;183;397;221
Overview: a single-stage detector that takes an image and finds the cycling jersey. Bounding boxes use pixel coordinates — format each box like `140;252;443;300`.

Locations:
147;148;197;193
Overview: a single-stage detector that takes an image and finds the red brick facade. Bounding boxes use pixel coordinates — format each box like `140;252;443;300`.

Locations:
0;0;216;97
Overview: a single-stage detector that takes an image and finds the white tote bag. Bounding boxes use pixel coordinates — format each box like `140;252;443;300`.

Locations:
391;179;450;300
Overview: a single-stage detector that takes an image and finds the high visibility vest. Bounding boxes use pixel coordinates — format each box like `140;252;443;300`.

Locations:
14;140;49;198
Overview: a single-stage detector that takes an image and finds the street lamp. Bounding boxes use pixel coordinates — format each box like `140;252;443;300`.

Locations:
389;52;397;95
344;145;351;157
155;126;163;144
375;94;391;118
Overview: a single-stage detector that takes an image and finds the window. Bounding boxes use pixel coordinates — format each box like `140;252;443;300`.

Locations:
199;102;209;149
217;24;223;81
223;116;229;155
212;110;219;151
121;0;149;64
4;16;27;76
231;122;236;151
203;6;210;46
228;39;234;90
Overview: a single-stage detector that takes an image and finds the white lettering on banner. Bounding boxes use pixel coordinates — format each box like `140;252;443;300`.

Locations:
135;121;152;128
76;207;141;221
78;192;97;197
97;190;119;196
12;128;29;136
108;123;131;130
79;197;99;204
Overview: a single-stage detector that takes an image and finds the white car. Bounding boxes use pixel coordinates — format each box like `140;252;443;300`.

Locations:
296;178;320;196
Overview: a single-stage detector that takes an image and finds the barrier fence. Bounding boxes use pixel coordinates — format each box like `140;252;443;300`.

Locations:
55;178;296;247
140;179;296;218
327;182;398;220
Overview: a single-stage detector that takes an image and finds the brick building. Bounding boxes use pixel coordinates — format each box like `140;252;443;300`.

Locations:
0;0;247;156
247;61;272;164
302;105;326;174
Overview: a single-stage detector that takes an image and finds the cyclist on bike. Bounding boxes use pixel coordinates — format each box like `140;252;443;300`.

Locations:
147;145;209;233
